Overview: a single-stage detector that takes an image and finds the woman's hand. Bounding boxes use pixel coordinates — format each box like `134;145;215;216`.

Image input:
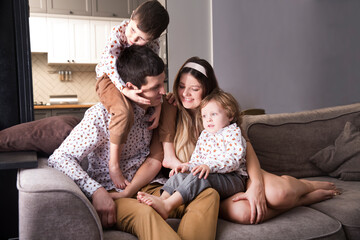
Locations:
232;179;267;224
191;164;210;179
165;92;177;106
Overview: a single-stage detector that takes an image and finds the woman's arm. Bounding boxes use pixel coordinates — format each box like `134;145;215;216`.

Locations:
233;142;267;224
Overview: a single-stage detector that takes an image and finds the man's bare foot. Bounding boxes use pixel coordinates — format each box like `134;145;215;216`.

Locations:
300;180;336;191
299;188;341;206
137;192;171;219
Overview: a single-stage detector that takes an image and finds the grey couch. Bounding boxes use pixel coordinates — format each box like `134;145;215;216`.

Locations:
17;103;360;240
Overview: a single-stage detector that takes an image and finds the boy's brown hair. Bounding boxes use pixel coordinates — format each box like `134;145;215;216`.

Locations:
200;89;244;127
131;0;169;40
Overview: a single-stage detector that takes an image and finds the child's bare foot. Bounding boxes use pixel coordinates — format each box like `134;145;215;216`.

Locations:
109;166;129;189
162;156;182;169
137;192;171;219
300;180;336;191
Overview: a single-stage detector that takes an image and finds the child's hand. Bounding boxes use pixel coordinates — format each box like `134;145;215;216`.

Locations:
170;163;189;177
165;92;177;106
122;87;151;105
109;190;130;200
109;164;130;189
191;164;210;179
148;104;161;130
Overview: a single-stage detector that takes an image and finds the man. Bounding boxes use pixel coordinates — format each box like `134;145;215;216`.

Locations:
49;45;220;240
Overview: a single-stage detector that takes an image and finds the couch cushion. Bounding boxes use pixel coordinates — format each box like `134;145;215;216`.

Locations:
310;122;360;180
306;176;360;240
242;103;360;178
162;207;345;240
216;207;345;240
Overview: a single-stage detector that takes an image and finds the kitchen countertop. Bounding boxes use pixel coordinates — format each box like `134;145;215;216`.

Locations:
34;104;94;109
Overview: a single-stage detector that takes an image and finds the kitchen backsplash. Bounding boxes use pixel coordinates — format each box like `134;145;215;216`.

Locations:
32;53;99;104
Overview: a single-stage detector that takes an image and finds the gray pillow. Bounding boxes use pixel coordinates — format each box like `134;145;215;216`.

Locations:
310;121;360;180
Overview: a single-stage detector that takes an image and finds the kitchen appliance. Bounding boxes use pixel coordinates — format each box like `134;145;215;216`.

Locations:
49;95;78;105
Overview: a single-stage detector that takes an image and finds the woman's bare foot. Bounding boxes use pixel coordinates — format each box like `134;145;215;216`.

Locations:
300;180;336;191
299;188;341;206
137;192;171;219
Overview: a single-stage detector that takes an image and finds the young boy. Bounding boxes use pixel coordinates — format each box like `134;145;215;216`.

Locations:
137;89;249;219
95;1;169;189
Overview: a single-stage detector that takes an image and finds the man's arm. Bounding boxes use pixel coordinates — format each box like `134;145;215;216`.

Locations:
48;107;106;198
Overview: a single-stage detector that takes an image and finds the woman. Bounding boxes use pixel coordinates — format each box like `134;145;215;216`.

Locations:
159;56;339;224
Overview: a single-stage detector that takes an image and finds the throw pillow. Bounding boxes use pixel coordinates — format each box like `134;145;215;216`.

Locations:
0;115;80;156
310;121;360;180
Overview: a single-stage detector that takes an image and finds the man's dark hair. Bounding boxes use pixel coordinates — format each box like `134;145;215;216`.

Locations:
117;45;164;88
131;0;169;40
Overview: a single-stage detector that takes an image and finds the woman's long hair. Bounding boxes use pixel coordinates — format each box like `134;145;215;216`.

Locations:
173;57;219;162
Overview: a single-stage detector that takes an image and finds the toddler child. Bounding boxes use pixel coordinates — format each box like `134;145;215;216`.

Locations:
137;89;249;219
95;1;169;189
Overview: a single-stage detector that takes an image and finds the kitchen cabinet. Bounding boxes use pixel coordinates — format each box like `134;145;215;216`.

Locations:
30;0;146;18
47;17;92;63
92;0;131;18
29;0;47;13
47;0;92;16
90;19;124;63
34;107;89;120
90;20;111;63
34;109;52;120
29;15;48;52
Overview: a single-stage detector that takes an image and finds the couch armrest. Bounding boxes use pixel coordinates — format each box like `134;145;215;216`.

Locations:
17;158;103;240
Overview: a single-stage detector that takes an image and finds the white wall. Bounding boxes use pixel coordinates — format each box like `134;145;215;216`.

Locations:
166;0;212;91
212;0;360;113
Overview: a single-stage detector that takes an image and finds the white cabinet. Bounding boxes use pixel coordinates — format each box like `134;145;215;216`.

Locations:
29;15;48;52
89;20;124;63
47;0;92;16
29;0;47;13
47;17;92;63
90;20;110;63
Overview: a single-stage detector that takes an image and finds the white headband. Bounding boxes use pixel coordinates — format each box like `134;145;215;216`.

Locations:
183;62;207;77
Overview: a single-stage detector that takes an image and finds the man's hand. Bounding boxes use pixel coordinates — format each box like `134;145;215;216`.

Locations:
122;87;151;105
191;164;210;179
92;187;117;228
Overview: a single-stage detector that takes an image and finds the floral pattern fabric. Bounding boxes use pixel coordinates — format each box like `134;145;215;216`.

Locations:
48;103;166;198
189;123;248;177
